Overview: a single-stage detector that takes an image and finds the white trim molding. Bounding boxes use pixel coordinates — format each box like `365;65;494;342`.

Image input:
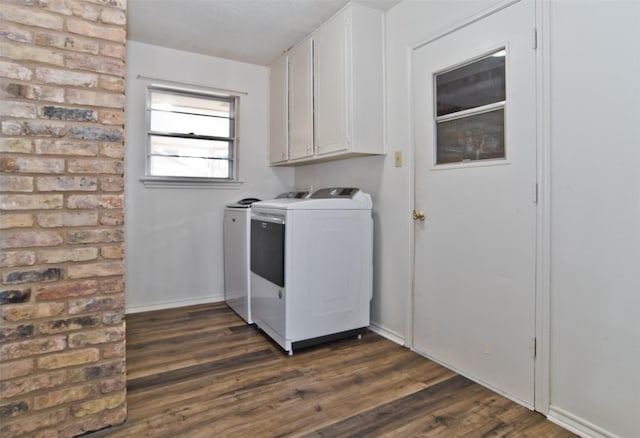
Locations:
368;322;405;346
140;177;244;189
136;74;248;96
534;0;552;415
548;406;618;438
126;294;224;314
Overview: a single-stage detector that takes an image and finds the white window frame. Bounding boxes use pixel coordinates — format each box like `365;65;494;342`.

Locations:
140;85;242;189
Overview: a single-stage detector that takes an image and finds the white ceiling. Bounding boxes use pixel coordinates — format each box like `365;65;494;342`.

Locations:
127;0;401;66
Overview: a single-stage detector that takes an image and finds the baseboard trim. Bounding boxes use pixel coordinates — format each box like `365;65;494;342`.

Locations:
126;294;224;314
547;406;617;438
368;322;405;346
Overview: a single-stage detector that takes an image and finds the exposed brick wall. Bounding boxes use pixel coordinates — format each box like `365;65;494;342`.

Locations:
0;0;127;436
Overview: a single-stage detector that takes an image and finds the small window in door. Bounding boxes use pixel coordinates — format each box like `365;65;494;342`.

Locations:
434;49;506;165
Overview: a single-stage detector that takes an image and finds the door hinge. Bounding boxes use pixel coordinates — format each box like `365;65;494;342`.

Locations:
533;183;539;204
532;337;537;358
532;28;538;50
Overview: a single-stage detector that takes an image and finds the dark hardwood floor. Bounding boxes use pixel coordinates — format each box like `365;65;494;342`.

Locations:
88;303;574;437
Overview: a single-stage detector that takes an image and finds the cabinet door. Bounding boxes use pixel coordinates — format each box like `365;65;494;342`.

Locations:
269;54;288;163
288;37;314;160
314;8;350;155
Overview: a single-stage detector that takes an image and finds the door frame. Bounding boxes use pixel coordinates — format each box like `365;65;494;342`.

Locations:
405;0;551;413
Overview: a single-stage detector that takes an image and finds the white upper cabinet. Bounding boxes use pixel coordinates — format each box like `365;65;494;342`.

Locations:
313;10;349;155
269;53;288;164
288;37;314;161
269;3;384;166
314;4;384;160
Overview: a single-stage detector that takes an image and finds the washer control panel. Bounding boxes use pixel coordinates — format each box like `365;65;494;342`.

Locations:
310;187;360;199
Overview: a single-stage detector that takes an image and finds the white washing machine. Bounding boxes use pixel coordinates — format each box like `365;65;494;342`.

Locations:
223;192;308;324
250;187;373;354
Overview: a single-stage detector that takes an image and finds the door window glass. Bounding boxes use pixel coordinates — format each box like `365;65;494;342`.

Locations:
434;49;506;165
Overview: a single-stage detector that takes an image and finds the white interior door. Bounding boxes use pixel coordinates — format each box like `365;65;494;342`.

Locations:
412;0;537;407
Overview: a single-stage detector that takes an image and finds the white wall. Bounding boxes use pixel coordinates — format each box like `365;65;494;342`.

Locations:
125;41;294;312
297;0;640;436
547;2;640;437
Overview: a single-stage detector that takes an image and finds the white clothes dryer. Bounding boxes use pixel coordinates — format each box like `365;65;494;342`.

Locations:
250;187;373;354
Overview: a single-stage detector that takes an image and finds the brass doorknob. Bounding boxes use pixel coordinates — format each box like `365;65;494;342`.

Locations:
413;210;426;221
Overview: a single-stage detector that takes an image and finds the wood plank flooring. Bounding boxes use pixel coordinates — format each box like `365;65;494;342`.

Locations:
87;303;574;437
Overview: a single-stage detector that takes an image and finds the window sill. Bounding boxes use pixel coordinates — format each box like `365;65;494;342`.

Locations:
140;176;244;189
